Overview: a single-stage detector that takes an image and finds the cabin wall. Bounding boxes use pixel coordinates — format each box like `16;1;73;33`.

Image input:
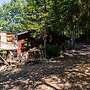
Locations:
0;32;17;50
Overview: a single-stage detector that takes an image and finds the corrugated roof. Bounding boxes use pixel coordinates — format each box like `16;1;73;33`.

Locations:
17;31;29;36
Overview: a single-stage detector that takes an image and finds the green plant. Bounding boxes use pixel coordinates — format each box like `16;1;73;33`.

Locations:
46;44;60;58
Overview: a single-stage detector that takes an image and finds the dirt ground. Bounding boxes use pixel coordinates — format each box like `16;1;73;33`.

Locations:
0;44;90;90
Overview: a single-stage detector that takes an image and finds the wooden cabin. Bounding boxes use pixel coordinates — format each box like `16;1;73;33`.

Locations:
0;31;38;64
0;31;35;54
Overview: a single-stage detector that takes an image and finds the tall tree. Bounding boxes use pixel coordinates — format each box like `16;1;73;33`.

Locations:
0;0;26;32
47;0;90;48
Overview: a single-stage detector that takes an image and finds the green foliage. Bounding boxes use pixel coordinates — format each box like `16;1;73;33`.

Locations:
0;0;90;44
47;0;90;39
0;0;51;33
0;0;26;32
46;44;60;58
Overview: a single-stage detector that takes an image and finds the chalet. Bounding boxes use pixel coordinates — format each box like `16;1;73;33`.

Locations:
0;30;37;55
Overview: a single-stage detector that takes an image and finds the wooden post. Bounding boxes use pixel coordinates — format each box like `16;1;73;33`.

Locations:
43;33;47;59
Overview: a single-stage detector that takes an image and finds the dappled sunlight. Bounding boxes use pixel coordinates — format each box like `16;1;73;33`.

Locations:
0;53;90;90
0;43;90;90
0;0;90;89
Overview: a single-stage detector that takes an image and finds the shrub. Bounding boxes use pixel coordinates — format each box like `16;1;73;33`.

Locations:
46;44;60;58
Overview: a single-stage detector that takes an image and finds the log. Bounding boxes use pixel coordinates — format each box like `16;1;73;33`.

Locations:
0;55;9;65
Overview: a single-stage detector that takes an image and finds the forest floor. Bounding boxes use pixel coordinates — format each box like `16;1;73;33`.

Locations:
0;44;90;90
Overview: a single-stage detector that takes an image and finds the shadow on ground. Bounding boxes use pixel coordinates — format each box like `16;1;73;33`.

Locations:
0;45;90;90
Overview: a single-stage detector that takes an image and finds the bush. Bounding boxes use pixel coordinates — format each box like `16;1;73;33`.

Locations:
46;44;60;58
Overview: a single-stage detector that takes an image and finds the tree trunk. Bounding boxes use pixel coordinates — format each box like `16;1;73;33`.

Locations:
71;34;75;49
